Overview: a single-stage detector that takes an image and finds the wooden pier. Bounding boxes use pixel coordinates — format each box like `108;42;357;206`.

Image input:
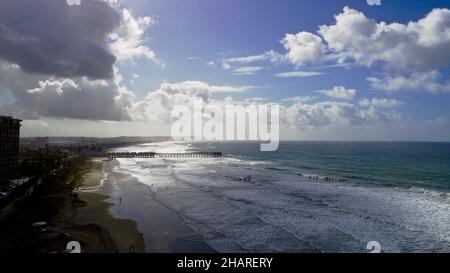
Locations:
105;151;222;159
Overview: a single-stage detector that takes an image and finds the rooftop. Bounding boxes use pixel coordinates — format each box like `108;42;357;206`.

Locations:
0;116;22;123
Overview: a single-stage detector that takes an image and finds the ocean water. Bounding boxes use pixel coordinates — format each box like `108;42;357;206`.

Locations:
112;141;450;253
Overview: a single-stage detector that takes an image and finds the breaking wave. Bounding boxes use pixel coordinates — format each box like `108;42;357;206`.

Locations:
111;141;450;253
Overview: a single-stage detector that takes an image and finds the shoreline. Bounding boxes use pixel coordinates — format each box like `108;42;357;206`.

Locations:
0;156;119;253
73;157;215;253
73;158;145;253
73;191;146;253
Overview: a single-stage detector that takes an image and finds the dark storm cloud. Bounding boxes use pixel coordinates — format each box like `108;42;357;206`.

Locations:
0;62;133;121
0;0;120;79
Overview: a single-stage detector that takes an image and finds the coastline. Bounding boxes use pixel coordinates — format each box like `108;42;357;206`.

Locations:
73;158;145;253
73;157;215;253
0;156;119;253
73;191;146;253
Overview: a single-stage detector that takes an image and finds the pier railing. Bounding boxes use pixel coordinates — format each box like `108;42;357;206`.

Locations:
105;152;222;159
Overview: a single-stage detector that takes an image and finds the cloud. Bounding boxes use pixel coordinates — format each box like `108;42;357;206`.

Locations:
226;50;284;65
109;8;161;65
281;96;317;103
368;71;450;93
221;61;231;70
219;33;325;69
282;100;398;129
0;0;167;122
105;0;120;7
226;54;268;64
214;51;285;74
151;81;253;97
318;7;450;71
128;81;256;123
0;62;132;120
223;32;325;69
244;97;267;103
275;71;324;78
0;36;254;123
0;1;434;139
232;66;263;75
317;86;356;100
281;31;325;66
228;7;450;93
316;7;450;93
0;0;120;79
367;0;381;6
66;0;81;5
359;98;402;108
130;81;397;132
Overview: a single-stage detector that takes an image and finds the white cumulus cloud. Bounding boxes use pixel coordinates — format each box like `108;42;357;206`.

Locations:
281;31;325;66
359;98;402;108
282;100;398;129
317;86;356;100
318;7;450;72
109;9;161;65
368;71;450;93
0;62;133;121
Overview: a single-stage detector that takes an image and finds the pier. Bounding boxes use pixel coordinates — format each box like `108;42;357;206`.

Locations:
105;152;222;159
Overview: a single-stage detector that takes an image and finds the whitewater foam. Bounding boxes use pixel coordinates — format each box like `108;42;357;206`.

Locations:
110;141;450;253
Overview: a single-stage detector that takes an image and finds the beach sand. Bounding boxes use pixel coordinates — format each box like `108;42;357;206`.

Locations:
74;192;145;253
79;158;106;188
0;157;120;253
73;158;215;253
72;158;145;252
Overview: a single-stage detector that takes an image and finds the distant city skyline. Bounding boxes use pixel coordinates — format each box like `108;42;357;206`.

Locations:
1;0;450;141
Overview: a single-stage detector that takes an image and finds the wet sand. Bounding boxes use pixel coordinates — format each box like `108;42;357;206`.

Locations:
74;192;145;253
0;157;118;253
78;158;106;190
74;158;215;253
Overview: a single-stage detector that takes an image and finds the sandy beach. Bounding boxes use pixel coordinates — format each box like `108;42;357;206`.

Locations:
73;192;145;252
72;158;145;252
73;158;215;253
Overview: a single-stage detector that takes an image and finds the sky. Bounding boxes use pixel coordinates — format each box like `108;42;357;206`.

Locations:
1;0;450;141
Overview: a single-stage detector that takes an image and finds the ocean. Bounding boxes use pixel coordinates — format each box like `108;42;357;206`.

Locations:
111;141;450;253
